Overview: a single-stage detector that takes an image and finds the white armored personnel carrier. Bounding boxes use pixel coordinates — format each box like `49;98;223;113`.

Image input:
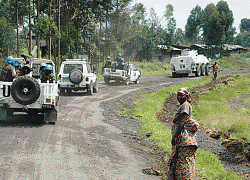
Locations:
170;50;210;77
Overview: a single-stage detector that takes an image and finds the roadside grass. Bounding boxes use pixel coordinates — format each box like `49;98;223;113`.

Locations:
194;75;250;140
121;75;241;180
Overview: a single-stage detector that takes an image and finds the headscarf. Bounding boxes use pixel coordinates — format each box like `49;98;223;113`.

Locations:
178;87;192;103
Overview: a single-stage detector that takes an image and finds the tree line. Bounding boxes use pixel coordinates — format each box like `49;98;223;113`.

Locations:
0;0;249;70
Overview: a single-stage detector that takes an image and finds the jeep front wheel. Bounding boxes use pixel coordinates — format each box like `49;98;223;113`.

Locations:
11;76;40;105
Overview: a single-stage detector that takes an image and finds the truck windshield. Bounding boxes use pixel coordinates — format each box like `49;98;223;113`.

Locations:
63;64;83;74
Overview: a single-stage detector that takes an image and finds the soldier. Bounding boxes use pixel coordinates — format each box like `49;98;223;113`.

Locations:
39;63;47;79
1;56;17;82
13;61;21;75
116;53;122;63
212;62;219;80
41;65;55;83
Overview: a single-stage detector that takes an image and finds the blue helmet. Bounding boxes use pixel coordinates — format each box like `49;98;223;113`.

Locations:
45;65;52;71
40;63;47;67
121;58;124;62
118;53;121;57
13;61;20;67
6;56;15;64
107;56;110;60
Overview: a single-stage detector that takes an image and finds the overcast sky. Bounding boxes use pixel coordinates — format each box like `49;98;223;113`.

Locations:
130;0;249;33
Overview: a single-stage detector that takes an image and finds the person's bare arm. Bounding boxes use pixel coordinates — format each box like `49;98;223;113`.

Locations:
172;113;188;146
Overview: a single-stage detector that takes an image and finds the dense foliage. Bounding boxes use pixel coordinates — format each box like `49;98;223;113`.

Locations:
0;0;248;70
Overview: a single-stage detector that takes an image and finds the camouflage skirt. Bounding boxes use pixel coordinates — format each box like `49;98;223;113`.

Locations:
166;146;197;180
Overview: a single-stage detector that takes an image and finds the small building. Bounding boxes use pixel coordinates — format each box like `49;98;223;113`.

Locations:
156;45;182;62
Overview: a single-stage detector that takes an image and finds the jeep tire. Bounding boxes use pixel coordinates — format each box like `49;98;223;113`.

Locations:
69;69;83;84
87;82;93;95
11;76;40;105
93;80;98;93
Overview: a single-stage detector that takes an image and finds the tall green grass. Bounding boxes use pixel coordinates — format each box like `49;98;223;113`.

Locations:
194;75;250;140
122;76;241;179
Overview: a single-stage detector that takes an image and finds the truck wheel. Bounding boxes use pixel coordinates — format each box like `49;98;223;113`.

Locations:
104;77;109;84
205;64;210;76
69;69;83;84
134;78;139;84
200;65;205;76
11;76;40;105
87;82;93;95
125;78;130;85
172;72;177;78
93;80;98;93
195;65;201;77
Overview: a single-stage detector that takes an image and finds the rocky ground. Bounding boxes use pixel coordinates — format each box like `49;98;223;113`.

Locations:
100;71;250;180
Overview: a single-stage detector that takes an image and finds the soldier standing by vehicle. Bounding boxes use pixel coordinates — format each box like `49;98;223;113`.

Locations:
41;65;55;83
116;53;122;63
1;56;17;82
212;62;219;80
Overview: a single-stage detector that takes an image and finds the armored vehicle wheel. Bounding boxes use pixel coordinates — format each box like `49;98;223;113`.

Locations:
87;82;93;95
134;78;139;84
93;81;98;93
104;77;109;84
172;72;177;78
69;69;83;84
195;65;201;77
66;89;72;93
11;76;40;105
200;65;205;76
205;64;210;75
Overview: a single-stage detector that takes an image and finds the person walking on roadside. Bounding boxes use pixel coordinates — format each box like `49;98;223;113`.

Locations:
166;87;199;180
212;62;219;80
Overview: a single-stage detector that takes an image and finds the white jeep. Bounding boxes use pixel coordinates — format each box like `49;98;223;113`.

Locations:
57;59;98;95
103;62;140;85
0;48;58;124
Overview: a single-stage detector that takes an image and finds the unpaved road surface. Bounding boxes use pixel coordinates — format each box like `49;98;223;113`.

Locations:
0;71;249;179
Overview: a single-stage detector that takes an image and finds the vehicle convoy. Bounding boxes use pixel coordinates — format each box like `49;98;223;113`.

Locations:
0;46;58;124
57;59;98;95
103;61;140;85
170;50;210;77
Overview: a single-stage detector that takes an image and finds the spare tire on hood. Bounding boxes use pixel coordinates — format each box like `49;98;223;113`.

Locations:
69;69;83;84
11;76;40;105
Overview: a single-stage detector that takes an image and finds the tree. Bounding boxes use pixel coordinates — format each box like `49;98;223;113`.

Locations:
235;32;250;47
164;4;176;47
0;17;16;56
240;18;250;32
185;5;203;43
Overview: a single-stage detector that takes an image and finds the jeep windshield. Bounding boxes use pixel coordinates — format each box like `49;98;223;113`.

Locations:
63;64;83;74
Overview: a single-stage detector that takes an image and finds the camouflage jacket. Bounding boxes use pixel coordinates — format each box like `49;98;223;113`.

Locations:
41;73;55;83
1;64;17;82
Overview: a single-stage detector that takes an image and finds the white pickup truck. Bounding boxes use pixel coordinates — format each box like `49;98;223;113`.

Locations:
103;62;140;85
0;50;58;124
170;50;210;77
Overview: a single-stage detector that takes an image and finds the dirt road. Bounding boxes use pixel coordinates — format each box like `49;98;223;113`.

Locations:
0;71;248;179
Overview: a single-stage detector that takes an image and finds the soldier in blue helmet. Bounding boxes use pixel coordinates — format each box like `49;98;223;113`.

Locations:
41;65;55;83
116;53;122;63
1;56;17;81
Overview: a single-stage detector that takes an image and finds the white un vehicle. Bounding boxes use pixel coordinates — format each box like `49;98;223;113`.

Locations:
0;47;58;124
103;61;140;85
170;50;210;77
57;59;98;95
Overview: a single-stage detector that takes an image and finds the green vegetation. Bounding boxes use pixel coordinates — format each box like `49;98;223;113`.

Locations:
121;75;246;179
194;75;250;140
